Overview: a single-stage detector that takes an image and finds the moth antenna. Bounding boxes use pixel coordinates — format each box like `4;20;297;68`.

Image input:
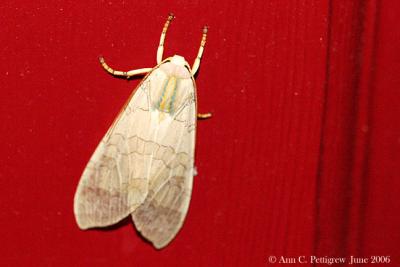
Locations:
157;13;175;64
192;25;208;75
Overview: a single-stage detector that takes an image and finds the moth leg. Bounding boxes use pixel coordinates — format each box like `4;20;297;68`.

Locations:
157;13;174;64
197;112;212;119
99;56;152;78
191;26;208;76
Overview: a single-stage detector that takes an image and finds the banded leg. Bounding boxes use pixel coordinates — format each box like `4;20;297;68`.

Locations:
99;56;152;78
191;26;208;75
197;112;212;119
157;13;174;64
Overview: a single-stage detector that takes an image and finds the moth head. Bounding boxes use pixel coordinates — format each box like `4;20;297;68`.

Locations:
160;55;192;79
170;55;187;66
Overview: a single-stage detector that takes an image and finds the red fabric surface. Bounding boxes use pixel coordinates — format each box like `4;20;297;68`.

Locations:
1;1;399;266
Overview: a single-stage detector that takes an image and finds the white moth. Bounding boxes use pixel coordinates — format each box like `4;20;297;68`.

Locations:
74;14;210;249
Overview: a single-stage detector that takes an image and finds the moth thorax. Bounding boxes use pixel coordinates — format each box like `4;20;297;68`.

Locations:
170;55;187;66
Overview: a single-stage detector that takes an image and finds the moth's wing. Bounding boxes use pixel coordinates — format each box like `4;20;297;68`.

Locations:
74;77;154;229
131;77;197;249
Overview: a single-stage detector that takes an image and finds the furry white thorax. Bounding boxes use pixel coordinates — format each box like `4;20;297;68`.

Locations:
170;55;187;66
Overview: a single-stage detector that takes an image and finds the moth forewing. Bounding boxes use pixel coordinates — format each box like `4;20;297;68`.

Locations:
73;69;155;230
131;62;198;249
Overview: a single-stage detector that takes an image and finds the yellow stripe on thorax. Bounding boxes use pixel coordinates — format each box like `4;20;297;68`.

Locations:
159;76;177;113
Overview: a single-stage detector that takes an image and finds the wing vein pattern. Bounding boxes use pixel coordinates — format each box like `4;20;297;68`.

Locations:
74;63;197;249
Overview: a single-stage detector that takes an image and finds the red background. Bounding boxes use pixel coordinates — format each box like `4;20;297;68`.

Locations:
1;1;399;266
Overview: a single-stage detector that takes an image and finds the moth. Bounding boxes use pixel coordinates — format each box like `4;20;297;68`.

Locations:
74;14;210;249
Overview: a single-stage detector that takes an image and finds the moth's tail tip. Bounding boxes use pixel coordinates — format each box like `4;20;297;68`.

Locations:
152;240;169;250
75;217;92;230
